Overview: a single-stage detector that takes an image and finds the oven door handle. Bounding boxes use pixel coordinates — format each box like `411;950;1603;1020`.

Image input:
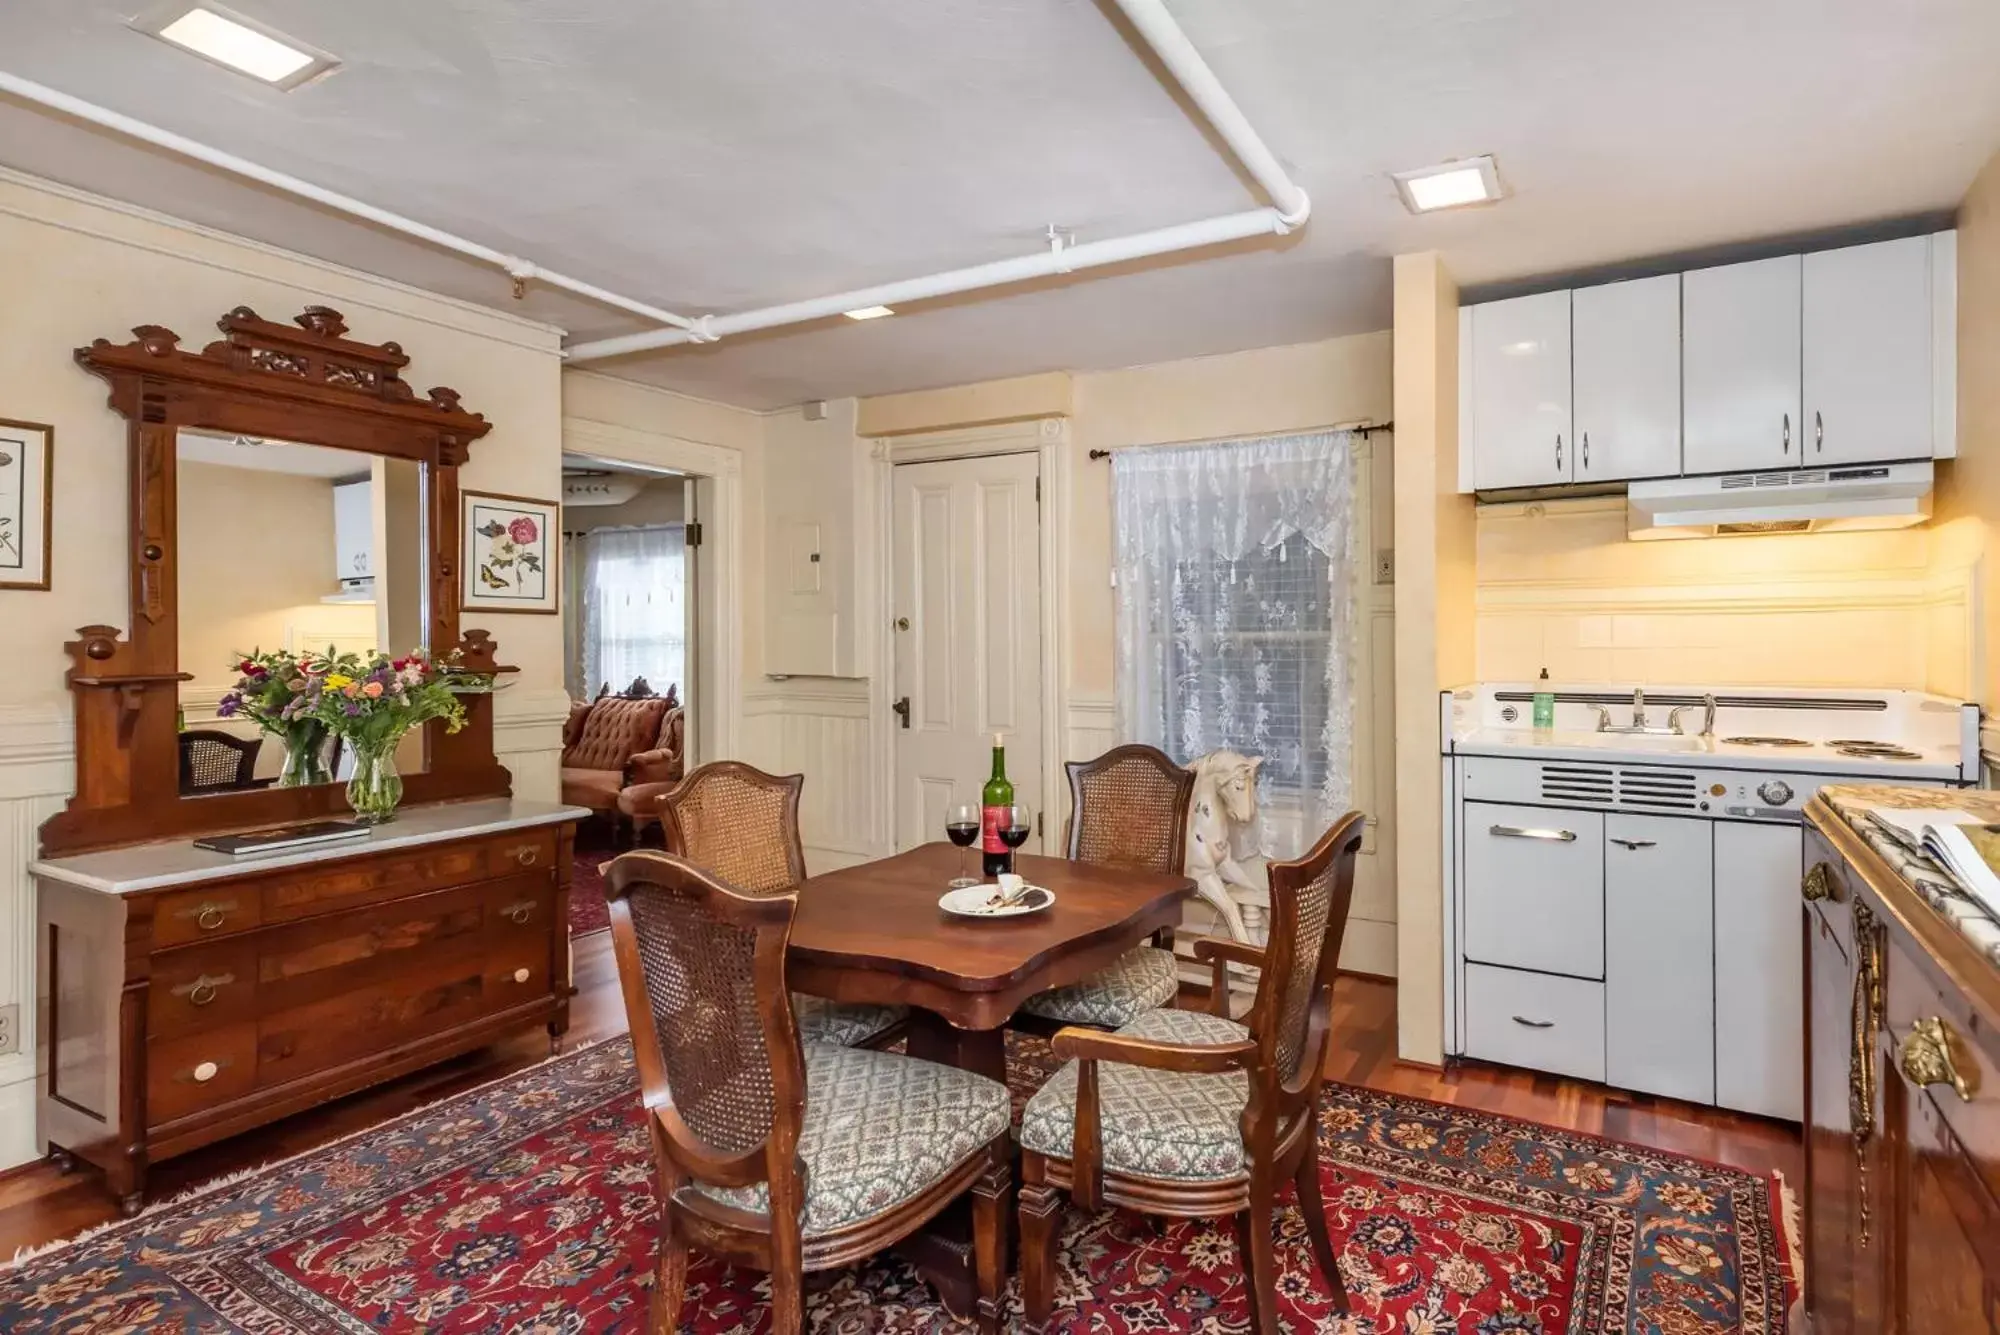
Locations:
1488;824;1577;843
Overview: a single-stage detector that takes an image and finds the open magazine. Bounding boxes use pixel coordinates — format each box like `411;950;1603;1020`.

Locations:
1864;806;2000;918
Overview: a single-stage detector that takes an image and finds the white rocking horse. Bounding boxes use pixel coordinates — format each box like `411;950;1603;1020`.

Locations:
1185;749;1268;944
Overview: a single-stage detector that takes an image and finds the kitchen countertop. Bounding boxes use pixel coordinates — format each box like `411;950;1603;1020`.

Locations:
1450;727;1965;779
1815;783;2000;966
29;797;590;896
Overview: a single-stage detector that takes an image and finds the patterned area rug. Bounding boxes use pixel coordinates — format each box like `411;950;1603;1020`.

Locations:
0;1034;1793;1333
569;848;610;938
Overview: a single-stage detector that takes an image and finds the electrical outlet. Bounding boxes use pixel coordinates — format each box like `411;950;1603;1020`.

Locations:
0;1003;17;1057
1373;548;1395;584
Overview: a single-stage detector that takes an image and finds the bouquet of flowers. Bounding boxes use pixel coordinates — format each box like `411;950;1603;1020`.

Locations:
215;649;334;787
300;648;493;822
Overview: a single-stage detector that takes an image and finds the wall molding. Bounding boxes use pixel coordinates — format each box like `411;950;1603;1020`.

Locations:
0;167;564;354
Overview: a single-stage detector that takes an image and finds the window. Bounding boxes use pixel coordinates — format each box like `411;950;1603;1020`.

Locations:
1111;431;1356;857
578;525;686;698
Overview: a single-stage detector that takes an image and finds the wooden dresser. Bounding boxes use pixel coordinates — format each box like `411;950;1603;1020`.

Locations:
1801;786;2000;1333
32;798;582;1212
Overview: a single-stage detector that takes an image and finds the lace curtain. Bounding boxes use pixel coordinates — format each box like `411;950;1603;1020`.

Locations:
578;525;687;699
1111;430;1356;859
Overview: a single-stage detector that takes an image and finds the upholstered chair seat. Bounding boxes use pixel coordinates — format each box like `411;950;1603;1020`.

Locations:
1019;745;1196;1030
559;694;674;824
696;1043;1010;1234
655;761;910;1050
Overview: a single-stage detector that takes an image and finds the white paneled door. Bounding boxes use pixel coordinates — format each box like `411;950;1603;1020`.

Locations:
891;452;1043;852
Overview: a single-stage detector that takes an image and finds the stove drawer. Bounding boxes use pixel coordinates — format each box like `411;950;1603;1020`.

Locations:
1464;963;1606;1084
1462;802;1604;978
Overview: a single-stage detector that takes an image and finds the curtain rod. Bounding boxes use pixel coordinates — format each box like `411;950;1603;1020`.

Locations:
1086;420;1392;461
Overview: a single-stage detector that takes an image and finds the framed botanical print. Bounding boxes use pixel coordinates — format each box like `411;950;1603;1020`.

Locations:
461;490;558;614
0;417;52;591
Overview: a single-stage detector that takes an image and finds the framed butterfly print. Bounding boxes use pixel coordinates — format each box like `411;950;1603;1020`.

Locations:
461;490;558;614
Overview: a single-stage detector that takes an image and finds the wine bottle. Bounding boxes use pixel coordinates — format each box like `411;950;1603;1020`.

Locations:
981;732;1014;878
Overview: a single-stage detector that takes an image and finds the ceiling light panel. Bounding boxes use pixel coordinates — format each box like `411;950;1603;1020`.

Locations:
139;6;337;88
843;306;896;321
1393;156;1504;214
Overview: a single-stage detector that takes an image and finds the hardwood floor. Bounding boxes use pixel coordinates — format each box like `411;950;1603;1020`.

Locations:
0;932;1801;1261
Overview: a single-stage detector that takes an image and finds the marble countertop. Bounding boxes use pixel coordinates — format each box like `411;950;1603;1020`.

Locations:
30;797;590;896
1817;784;2000;966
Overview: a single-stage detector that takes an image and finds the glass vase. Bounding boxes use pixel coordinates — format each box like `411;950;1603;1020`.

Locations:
345;737;405;824
275;721;332;788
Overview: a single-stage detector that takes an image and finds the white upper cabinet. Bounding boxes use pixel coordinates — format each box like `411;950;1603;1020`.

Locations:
1463;289;1573;490
1803;236;1935;465
1682;254;1802;475
332;479;373;584
1571;274;1682;483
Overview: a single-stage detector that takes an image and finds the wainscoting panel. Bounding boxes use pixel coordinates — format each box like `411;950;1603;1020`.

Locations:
741;680;880;874
0;703;77;1171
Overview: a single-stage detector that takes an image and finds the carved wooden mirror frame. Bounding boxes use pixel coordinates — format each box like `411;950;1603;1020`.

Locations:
41;305;514;856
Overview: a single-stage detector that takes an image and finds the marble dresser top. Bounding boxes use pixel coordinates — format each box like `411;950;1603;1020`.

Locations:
1818;784;2000;967
30;797;589;896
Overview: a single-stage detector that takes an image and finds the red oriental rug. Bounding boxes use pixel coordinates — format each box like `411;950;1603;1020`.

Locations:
570;847;611;937
0;1034;1794;1333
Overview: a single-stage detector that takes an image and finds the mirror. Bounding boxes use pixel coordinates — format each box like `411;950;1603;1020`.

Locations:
176;432;429;795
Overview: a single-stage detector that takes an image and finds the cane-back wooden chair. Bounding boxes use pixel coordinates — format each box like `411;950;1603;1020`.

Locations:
1017;811;1366;1334
606;853;1014;1334
654;761;908;1048
1019;745;1194;1029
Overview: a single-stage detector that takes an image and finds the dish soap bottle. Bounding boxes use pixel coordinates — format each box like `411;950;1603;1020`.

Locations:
1532;669;1556;731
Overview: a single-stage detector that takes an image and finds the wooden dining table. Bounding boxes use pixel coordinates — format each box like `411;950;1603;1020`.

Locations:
784;841;1195;1316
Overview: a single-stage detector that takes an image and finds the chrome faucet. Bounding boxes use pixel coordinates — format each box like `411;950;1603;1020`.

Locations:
1670;692;1719;739
1631;686;1648;731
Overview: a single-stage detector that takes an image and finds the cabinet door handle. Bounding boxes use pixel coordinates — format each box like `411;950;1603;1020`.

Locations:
1814;410;1824;454
1489;824;1577;842
1555;434;1563;472
1511;1015;1556;1029
1782;413;1791;455
1580;432;1589;471
1608;838;1656;850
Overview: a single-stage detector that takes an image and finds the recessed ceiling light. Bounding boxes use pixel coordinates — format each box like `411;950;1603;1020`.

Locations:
139;5;337;88
1393;156;1504;214
843;306;895;321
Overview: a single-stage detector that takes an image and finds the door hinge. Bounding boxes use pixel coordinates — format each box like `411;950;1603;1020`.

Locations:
684;520;703;548
1034;477;1041;503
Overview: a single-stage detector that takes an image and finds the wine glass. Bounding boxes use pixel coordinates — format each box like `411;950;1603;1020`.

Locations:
999;804;1034;866
945;802;981;888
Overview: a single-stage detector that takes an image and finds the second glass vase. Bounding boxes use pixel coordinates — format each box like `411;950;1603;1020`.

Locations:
345;737;405;823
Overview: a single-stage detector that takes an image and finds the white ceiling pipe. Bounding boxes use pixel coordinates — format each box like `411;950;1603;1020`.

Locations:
0;70;698;332
564;207;1287;362
1103;0;1310;228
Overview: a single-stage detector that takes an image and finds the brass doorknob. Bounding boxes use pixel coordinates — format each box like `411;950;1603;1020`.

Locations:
1900;1016;1978;1101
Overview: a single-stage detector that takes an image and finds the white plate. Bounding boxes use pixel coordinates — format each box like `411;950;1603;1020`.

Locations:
938;884;1055;918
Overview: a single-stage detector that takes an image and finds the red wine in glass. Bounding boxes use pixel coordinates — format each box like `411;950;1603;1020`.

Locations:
995;804;1033;874
945;803;981;887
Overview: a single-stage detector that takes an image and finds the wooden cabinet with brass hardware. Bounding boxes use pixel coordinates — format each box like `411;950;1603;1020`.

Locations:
34;800;581;1215
1802;799;2000;1334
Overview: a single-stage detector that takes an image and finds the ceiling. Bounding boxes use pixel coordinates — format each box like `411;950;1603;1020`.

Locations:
178;431;368;478
5;0;2000;410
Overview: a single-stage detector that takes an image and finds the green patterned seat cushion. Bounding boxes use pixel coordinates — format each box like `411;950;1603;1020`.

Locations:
694;1045;1009;1236
1019;1007;1252;1182
793;995;907;1048
1019;945;1179;1028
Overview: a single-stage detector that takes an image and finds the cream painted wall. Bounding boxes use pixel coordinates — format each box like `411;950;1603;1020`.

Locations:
0;168;572;1171
1391;253;1472;1067
852;333;1401;975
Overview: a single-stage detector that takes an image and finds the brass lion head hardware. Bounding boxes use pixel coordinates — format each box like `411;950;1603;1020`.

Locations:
1900;1016;1979;1101
1802;862;1837;902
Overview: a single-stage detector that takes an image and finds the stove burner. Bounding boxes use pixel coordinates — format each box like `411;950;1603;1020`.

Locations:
1720;735;1811;747
1828;740;1923;760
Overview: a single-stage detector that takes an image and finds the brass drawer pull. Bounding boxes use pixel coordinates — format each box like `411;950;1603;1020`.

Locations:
177;1056;233;1085
176;900;239;931
170;973;236;1007
1802;863;1835;903
1901;1016;1979;1101
512;967;531;984
500;900;537;925
506;844;540;867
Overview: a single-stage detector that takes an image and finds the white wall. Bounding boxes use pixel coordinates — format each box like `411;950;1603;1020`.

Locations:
0;169;570;1169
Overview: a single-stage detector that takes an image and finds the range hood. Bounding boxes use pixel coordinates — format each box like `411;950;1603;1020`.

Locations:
1627;461;1933;539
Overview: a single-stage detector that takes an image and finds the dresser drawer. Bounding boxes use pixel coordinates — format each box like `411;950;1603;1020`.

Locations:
486;873;554;941
487;830;558;877
152;885;261;948
1464;963;1606;1084
1462;802;1604;978
254;882;491;1013
149;939;259;1039
1884;932;2000;1207
147;1023;257;1127
262;842;489;923
257;943;499;1085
